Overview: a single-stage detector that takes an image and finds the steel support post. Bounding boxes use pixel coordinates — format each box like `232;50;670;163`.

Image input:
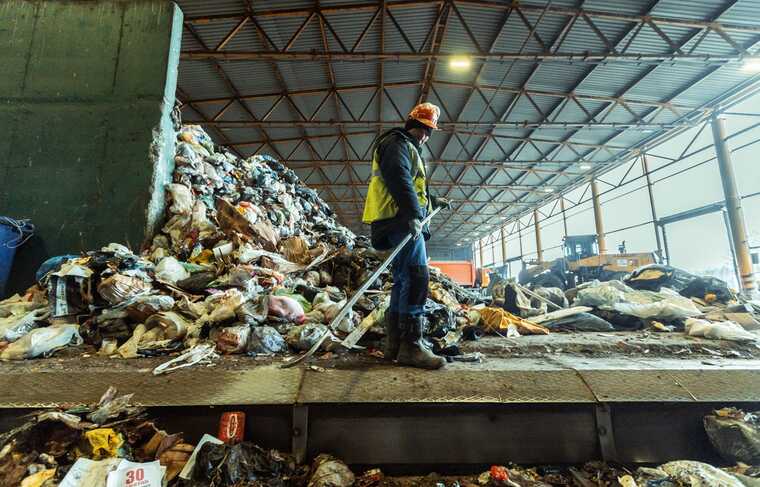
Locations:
500;227;508;267
292;405;309;464
560;197;568;239
479;239;485;269
722;209;743;289
534;209;543;263
711;116;756;293
518;225;525;268
661;224;672;264
590;179;607;254
642;154;664;262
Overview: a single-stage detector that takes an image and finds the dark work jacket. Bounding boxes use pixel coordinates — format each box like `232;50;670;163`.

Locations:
370;128;432;250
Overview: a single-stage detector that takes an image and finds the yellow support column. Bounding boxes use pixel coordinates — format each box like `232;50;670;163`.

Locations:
590;178;607;254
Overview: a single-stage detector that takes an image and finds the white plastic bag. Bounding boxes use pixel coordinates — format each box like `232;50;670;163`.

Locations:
167;183;194;215
0;324;82;360
155;257;190;284
685;318;758;342
60;458;122;487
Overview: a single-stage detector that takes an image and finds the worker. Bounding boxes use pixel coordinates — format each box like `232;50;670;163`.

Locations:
362;102;451;370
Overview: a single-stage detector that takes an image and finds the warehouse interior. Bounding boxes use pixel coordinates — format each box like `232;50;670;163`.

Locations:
3;0;760;485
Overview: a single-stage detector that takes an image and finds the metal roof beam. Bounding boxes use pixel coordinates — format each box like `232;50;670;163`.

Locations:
183;80;699;112
181;51;759;64
499;0;749;235
187;119;696;130
225;130;628;150
184;1;760;35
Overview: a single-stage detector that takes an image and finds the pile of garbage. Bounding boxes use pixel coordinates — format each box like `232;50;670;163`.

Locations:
476;264;760;342
0;124;480;364
4;389;760;486
0;387;354;487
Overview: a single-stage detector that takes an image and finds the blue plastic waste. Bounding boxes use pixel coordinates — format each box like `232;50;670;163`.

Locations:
36;255;80;282
0;217;34;297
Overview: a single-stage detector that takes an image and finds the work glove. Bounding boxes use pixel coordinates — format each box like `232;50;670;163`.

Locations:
432;196;452;210
408;218;423;240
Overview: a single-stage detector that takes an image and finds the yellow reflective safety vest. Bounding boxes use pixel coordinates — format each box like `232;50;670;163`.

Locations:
362;135;431;224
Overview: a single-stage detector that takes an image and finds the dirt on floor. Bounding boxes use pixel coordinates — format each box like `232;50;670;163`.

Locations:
1;330;758;375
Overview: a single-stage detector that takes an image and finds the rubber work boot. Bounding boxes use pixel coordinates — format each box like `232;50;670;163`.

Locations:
383;311;401;361
396;315;446;370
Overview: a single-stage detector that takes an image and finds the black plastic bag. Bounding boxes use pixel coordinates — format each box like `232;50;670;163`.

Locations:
425;300;456;338
704;409;760;464
592;309;645;331
541;312;615;332
247;326;288;355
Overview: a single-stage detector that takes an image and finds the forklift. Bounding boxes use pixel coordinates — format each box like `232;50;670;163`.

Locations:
518;234;657;289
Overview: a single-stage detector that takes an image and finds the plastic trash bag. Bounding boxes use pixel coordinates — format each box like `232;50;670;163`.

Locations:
685;318;758;342
190;441;295;486
704;408;760;465
503;282;545;317
97;274;151;305
531;287;568;309
124;294;175;322
574;280;629;308
308;454;355;487
35;254;79;282
479;307;549;335
167;183;195;215
541;312;615;332
425;300;458;338
286;323;340;351
655;460;744;487
612;290;702;320
212;325;251;354
0;324;82;360
267;295;305;324
59;458;122;487
153;343;218;375
247;326;287;355
0;307;48;342
155;257;190;284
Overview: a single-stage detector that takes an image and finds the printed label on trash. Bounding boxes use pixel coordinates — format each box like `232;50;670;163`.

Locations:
105;459;164;487
53;278;69;317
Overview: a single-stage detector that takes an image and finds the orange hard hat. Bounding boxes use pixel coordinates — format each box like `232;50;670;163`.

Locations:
408;102;440;130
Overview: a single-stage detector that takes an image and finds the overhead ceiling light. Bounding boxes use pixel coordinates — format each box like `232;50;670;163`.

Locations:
541;187;555;193
579;163;592;170
742;59;760;72
449;56;472;71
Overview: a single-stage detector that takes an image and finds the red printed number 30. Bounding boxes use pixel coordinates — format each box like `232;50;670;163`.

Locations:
125;468;145;483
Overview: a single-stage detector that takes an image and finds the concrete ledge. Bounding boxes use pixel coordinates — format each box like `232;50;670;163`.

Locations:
3;356;760;408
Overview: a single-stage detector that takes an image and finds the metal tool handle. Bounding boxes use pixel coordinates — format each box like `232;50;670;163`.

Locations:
282;206;442;368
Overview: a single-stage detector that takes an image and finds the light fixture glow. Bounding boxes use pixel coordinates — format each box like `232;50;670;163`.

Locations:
742;59;760;72
579;163;592;170
449;56;472;70
542;187;555;193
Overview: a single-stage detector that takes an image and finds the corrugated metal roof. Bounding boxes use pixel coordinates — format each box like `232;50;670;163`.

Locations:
175;0;760;243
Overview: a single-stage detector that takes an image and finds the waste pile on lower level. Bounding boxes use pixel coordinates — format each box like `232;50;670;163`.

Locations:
3;388;760;486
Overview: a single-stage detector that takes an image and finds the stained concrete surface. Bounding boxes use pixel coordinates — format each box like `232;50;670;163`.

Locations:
2;333;760;407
